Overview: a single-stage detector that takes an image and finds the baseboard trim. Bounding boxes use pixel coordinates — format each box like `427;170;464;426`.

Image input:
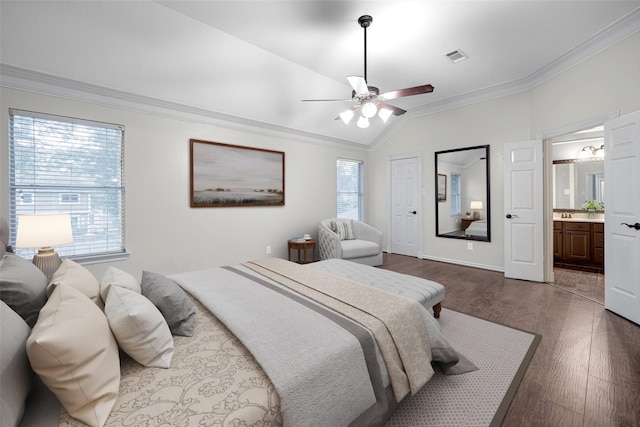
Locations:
419;254;504;273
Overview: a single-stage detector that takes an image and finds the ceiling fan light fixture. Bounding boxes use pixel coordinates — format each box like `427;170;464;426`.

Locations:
339;110;354;125
361;102;377;118
357;116;370;128
378;107;393;123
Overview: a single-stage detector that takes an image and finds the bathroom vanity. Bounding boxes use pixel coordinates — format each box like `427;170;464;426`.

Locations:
553;217;604;270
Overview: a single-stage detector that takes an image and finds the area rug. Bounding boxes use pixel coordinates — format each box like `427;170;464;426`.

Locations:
385;309;540;427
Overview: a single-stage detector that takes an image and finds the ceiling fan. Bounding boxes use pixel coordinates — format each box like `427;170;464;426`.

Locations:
302;15;434;128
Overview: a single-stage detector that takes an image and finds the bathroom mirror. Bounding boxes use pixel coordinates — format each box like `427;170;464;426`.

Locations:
553;159;604;210
435;145;490;242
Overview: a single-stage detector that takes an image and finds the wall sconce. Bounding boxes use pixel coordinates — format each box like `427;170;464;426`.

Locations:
16;213;73;281
581;144;604;156
470;201;483;219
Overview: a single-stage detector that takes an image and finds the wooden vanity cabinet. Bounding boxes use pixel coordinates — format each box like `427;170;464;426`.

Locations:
553;221;604;270
553;222;563;258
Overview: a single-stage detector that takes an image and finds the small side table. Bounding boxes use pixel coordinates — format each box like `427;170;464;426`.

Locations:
461;218;477;231
288;239;316;264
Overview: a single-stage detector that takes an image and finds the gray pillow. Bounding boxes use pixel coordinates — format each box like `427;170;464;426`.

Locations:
140;271;195;336
1;301;34;427
0;254;48;327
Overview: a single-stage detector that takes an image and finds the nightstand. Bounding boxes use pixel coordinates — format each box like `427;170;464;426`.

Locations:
288;239;316;264
461;218;477;231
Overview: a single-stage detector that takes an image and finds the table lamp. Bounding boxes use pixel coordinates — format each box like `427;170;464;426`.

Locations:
470;201;483;219
16;213;73;281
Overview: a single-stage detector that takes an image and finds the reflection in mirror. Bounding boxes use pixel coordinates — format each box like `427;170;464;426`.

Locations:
553;159;604;210
435;145;490;242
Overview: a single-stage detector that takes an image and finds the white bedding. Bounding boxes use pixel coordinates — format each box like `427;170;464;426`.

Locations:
465;220;487;237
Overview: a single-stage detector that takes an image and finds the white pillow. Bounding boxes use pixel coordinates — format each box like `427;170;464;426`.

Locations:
100;266;141;304
105;286;173;368
48;259;103;309
26;284;120;427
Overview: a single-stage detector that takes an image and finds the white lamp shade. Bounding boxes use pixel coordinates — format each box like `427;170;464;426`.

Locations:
16;213;73;248
470;201;483;210
378;108;393;123
361;102;377;118
339;109;354;125
356;115;370;128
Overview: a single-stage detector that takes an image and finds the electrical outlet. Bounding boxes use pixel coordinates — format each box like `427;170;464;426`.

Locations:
266;245;271;254
467;242;473;251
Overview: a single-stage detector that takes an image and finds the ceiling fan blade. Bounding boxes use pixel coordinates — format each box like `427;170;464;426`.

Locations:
378;102;406;116
379;84;434;101
302;98;353;102
347;76;369;96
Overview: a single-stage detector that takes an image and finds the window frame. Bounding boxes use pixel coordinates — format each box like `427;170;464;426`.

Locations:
8;109;128;264
450;172;462;216
336;158;364;222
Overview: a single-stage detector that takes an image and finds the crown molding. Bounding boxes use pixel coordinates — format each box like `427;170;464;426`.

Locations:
0;64;369;152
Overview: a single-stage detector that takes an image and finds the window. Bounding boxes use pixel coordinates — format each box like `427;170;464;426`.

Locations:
60;193;80;204
9;109;125;261
336;158;364;221
450;173;461;216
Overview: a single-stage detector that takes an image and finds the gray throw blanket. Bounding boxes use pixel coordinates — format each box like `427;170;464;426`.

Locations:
172;266;384;427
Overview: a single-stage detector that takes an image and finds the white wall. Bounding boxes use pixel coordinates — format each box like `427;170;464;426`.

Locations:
0;89;367;279
369;93;530;270
369;32;640;271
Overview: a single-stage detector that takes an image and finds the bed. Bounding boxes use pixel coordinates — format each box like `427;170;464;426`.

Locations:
1;247;471;427
465;219;488;237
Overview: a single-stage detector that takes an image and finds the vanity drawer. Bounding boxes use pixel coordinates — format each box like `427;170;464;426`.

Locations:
554;221;563;230
565;222;590;232
593;223;604;233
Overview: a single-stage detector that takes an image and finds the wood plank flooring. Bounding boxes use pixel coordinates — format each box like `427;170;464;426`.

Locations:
379;253;640;427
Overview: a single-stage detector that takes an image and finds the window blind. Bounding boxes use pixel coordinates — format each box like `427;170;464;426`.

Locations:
450;173;461;215
336;158;364;221
9;109;125;260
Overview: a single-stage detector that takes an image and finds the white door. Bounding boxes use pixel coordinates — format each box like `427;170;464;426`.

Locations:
390;156;420;257
604;111;640;325
504;140;544;282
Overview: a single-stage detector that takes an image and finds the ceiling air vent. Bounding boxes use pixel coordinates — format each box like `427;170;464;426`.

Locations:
445;49;468;63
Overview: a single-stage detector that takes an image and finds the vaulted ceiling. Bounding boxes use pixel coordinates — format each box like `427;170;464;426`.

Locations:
1;1;639;149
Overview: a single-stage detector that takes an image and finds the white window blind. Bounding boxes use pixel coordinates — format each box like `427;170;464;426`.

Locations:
9;109;125;261
450;173;461;215
336;158;364;221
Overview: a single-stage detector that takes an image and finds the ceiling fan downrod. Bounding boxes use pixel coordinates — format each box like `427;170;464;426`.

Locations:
358;15;372;83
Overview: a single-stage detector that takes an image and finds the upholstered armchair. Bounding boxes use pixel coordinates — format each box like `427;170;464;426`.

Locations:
318;219;383;266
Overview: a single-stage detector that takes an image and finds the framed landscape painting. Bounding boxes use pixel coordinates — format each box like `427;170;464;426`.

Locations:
190;139;285;207
437;174;446;202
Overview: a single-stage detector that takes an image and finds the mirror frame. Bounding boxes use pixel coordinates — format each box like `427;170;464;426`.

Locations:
435;145;491;242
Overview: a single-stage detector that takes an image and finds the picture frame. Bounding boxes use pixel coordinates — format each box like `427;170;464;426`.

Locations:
190;139;285;207
437;174;447;202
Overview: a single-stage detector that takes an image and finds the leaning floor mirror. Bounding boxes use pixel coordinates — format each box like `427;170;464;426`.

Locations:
435;145;491;242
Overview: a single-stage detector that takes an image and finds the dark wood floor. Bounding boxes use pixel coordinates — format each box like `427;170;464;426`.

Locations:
380;253;640;427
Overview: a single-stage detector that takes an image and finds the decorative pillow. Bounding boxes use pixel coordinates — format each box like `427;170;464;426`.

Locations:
331;219;355;240
0;253;48;327
141;271;196;337
26;284;120;427
99;266;141;304
1;301;34;427
48;259;103;309
105;285;173;368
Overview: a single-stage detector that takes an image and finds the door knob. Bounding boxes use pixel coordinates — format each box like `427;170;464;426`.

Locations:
621;222;640;230
409;210;417;214
506;214;519;219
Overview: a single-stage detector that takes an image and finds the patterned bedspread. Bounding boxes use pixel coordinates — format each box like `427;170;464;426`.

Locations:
59;295;282;427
